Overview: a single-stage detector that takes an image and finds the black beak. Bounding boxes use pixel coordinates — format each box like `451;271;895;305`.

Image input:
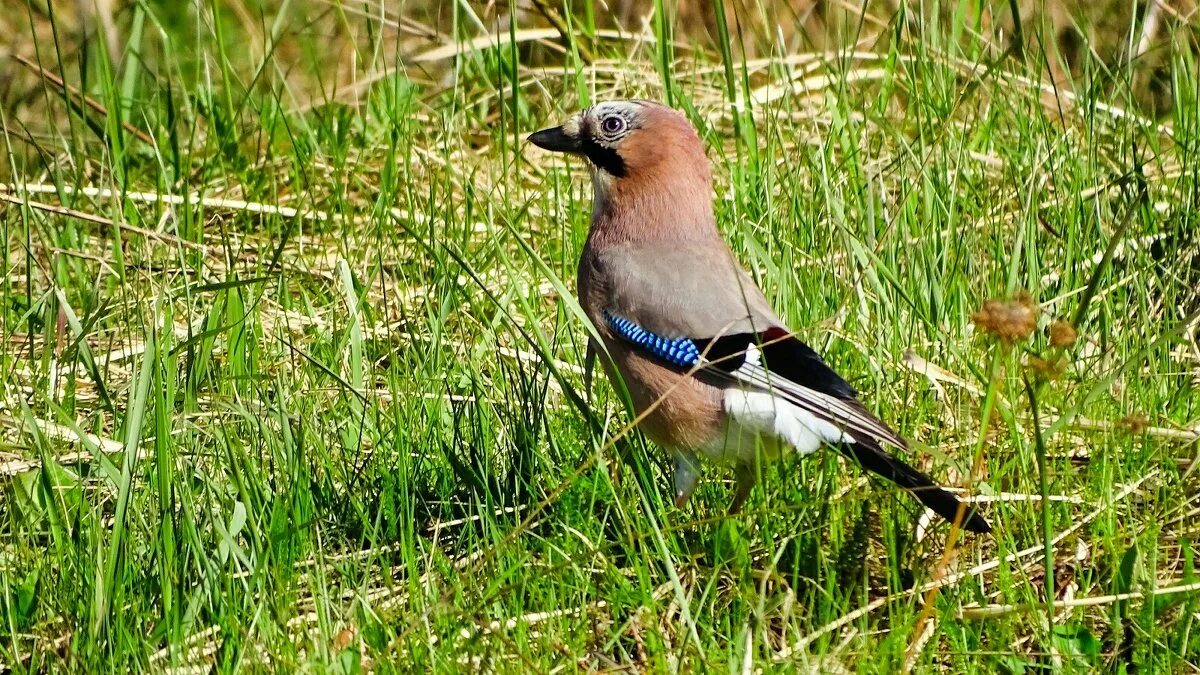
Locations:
527;125;581;153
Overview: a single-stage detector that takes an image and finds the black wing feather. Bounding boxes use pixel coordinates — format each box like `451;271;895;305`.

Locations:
835;437;992;533
695;328;856;398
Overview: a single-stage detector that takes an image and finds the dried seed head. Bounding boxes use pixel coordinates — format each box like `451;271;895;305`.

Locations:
1120;414;1149;435
972;291;1039;343
1049;320;1078;348
332;628;355;651
1026;355;1066;380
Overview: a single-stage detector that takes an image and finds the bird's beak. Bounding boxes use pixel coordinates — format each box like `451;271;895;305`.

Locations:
527;125;581;153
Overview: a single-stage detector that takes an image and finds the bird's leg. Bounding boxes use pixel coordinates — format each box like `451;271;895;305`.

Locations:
728;463;757;514
672;452;702;507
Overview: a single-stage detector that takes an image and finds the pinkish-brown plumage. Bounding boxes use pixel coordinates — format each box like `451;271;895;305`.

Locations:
527;101;991;533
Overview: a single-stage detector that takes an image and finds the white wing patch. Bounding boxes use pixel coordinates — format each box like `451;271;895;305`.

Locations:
740;343;764;369
723;389;857;456
718;343;907;451
725;343;857;454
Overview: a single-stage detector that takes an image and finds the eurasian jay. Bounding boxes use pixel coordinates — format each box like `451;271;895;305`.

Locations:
528;100;991;534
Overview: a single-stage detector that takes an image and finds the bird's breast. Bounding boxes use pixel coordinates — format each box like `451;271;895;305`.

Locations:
599;339;727;452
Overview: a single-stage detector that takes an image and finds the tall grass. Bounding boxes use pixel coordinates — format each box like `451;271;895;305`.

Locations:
1;1;1198;671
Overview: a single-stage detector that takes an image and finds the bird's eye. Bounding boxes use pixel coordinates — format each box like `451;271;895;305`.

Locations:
601;116;626;135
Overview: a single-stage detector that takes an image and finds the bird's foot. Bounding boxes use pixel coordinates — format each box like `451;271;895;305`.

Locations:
672;453;702;508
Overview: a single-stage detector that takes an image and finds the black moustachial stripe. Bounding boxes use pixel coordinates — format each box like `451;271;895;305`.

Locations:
580;137;627;177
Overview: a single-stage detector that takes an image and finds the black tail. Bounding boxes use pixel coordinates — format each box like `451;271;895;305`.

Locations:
836;441;992;534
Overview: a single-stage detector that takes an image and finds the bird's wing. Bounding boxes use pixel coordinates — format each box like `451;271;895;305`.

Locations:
604;314;902;450
594;244;991;534
594;243;892;442
605;313;991;533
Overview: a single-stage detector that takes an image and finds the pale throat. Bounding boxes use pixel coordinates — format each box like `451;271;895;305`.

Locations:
587;165;613;213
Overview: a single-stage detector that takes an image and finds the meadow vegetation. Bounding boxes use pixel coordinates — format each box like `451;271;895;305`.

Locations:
1;0;1198;671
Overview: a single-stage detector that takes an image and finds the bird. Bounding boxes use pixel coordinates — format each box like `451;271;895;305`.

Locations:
527;100;991;534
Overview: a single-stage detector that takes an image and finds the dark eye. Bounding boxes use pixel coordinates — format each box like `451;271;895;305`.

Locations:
601;116;626;134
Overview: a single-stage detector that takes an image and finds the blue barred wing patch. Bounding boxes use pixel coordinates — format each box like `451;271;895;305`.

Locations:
604;312;701;368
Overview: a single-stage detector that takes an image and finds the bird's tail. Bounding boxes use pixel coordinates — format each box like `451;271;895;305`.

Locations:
835;441;992;534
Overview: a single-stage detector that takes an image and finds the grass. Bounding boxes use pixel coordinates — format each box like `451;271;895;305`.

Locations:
1;0;1198;671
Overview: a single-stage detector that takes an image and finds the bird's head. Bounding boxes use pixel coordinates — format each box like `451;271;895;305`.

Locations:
528;100;713;208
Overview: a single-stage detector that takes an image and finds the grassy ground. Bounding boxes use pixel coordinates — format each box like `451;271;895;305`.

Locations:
2;1;1199;672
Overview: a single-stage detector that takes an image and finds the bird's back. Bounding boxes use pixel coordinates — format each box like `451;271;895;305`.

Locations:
578;238;780;342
